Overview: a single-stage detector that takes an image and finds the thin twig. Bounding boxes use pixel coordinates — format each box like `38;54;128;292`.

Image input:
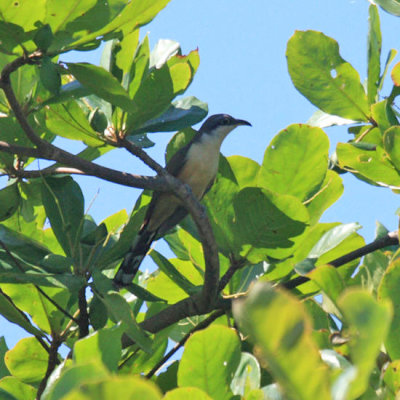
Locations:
0;240;78;323
283;231;399;289
146;309;225;378
218;258;246;292
36;334;61;399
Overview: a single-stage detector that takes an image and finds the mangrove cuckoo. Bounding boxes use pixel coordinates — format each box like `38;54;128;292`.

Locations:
113;114;251;287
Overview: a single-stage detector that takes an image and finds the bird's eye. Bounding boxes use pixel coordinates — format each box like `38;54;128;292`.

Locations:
222;117;230;125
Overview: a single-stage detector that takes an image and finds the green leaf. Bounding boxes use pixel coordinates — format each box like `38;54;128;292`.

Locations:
43;362;109;400
128;96;208;135
378;258;400;359
383;360;400;394
68;0;171;49
178;325;241;400
164;387;212;400
127;35;150;97
2;283;72;334
5;337;48;384
0;376;36;400
233;282;331;400
336;142;400;189
0;290;45;338
230;352;261;396
367;5;382;105
149;250;196;294
227;156;260;189
40;57;61;95
258;124;329;201
233;187;309;261
115;30;140;75
308;264;345;303
337;289;392;399
74;326;122;372
379;49;397;92
59;375;162;400
383;126;400;171
67;63;135;113
308;222;362;259
126;62;192;130
306;170;344;225
0;183;20;222
33;24;53;51
373;0;400;16
100;292;152;352
371;100;398;134
287;30;369;121
44;101;104;147
41;176;84;257
150;39;180;68
0;337;9;379
0;225;49;264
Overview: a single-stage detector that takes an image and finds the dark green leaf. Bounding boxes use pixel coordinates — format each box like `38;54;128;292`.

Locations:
41;176;84;257
129;96;208;135
40;57;61;95
33;24;53;51
126;62;192;130
178;325;241;400
150;250;196;294
0;183;20;222
233;187;309;261
0;337;10;379
287;30;369;121
67;63;135;113
100;292;153;352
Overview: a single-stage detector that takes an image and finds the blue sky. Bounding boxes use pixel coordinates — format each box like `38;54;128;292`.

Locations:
3;0;400;347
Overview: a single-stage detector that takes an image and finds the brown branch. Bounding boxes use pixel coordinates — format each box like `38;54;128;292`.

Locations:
78;286;89;338
283;231;399;290
145;309;225;378
0;140;167;190
36;334;61;399
218;258;246;292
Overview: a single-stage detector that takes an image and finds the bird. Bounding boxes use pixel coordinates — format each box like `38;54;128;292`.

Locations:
113;113;251;287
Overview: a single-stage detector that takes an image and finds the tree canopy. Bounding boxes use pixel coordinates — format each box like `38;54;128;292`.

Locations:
0;1;400;399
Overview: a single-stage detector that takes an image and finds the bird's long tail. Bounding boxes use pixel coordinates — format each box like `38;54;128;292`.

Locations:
113;229;156;287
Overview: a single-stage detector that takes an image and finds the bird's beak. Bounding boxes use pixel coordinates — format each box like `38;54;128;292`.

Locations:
233;118;252;127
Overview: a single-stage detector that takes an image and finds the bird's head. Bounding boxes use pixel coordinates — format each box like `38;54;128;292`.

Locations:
199;114;251;142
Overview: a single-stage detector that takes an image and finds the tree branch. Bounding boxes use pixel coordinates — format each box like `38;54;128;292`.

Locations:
283;231;399;290
78;286;89;338
36;334;61;400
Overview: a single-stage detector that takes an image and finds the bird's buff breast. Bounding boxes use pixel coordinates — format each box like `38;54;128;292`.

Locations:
178;137;220;198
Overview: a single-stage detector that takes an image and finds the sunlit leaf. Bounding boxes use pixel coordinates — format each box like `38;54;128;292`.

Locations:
5;338;48;384
178;325;240;400
287;30;369;121
258;124;329;201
